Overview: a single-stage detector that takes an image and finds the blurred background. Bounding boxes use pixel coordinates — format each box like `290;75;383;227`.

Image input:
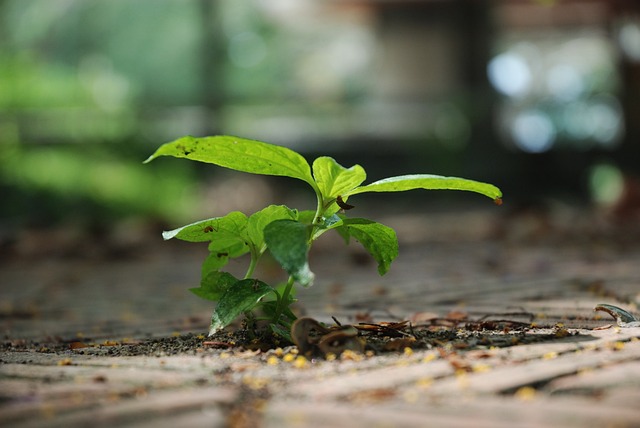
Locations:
1;0;639;239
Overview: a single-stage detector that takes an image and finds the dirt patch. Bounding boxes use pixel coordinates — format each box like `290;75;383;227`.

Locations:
2;318;579;360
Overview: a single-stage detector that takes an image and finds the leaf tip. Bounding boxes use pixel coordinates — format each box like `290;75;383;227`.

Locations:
494;197;503;206
208;325;222;337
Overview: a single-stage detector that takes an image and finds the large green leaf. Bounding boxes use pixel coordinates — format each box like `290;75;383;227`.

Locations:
190;271;239;302
144;135;316;187
345;174;502;202
247;205;297;251
209;279;273;335
340;218;398;275
312;157;366;199
264;219;314;287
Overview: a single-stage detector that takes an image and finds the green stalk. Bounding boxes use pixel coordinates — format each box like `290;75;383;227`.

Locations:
272;275;295;324
310;189;336;244
310;190;325;237
244;246;261;279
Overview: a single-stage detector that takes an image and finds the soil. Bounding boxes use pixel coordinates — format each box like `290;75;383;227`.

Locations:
2;205;640;427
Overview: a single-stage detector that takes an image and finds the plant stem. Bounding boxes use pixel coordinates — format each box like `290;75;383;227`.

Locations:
244;247;260;279
310;190;328;244
272;275;295;324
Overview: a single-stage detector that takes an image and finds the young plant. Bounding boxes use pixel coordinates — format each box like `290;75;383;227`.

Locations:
145;136;502;339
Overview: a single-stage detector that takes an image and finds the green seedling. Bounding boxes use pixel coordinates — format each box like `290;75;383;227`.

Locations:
145;135;502;339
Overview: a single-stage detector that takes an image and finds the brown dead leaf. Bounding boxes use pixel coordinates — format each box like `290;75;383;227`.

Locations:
446;311;469;320
409;312;440;324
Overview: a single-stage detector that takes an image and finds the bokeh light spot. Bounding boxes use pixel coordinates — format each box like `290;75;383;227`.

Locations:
487;52;532;98
511;110;556;153
589;163;624;206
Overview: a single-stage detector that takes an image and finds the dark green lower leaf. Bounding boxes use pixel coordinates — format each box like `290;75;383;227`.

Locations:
201;251;231;276
190;271;239;301
264;219;315;286
270;323;294;344
261;300;297;323
208;279;274;335
340;218;398;275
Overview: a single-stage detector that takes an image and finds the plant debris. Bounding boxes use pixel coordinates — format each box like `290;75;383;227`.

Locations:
594;303;640;328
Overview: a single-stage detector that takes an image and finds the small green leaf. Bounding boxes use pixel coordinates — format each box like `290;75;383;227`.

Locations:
162;212;251;265
298;210;345;240
270;323;294;344
322;214;344;229
261;301;297;324
200;250;232;275
145;135;316;187
309;213;344;240
345;174;502;202
209;279;273;335
312;156;366;199
340;218;398;275
207;240;249;259
247;205;297;251
264;219;315;286
190;271;239;301
162;211;249;243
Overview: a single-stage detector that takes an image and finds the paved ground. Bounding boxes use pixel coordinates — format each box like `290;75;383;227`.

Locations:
2;207;640;427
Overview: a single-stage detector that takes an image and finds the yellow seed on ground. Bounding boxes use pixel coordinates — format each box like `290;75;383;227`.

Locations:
578;367;593;376
543;352;558;360
515;386;537;401
456;371;469;389
403;347;413;356
612;341;625;351
243;376;268;390
293;356;308;369
416;378;433;388
325;353;337;361
283;353;295;363
267;356;279;366
341;350;364;361
422;353;437;363
472;363;491;373
274;347;284;357
57;358;73;366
